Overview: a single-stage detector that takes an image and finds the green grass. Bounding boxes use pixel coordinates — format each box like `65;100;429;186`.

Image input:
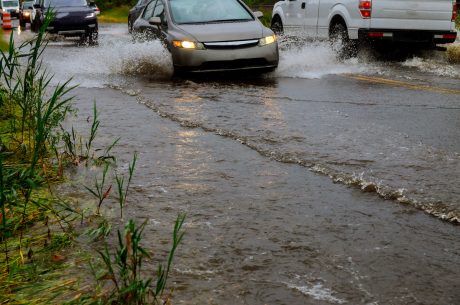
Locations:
0;29;9;51
98;5;129;23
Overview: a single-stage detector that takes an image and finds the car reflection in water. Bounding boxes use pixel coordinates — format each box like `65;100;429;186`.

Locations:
132;0;279;74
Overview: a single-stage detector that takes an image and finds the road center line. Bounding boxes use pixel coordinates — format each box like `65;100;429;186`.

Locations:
347;74;460;95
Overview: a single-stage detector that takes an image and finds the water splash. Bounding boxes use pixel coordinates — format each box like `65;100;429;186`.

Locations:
276;39;371;79
40;28;173;87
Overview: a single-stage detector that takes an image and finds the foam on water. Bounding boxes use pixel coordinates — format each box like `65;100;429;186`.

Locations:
285;282;346;304
401;56;460;78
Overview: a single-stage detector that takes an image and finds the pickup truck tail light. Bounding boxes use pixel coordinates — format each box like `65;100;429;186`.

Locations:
359;0;372;19
453;3;457;22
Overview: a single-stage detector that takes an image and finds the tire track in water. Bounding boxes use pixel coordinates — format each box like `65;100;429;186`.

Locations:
111;84;460;225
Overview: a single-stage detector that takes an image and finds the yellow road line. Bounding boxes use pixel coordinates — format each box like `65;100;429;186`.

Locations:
347;74;460;95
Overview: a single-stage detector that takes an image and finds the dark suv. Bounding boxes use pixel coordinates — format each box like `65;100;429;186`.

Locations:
31;0;98;44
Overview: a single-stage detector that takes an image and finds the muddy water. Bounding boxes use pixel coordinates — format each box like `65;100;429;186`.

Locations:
31;24;460;304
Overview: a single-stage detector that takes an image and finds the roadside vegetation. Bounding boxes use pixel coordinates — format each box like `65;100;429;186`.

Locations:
0;29;9;51
98;5;129;23
447;12;460;63
0;13;185;305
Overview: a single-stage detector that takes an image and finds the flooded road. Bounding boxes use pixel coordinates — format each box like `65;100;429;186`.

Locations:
22;23;460;304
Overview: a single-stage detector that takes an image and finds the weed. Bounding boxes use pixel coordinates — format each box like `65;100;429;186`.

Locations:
60;103;119;165
85;218;112;241
115;152;137;219
85;102;100;160
95;214;186;305
84;163;113;215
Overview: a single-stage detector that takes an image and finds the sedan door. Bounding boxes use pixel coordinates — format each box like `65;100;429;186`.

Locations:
134;0;166;40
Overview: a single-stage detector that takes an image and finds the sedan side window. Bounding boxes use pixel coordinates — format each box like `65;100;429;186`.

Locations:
152;0;165;23
142;0;157;19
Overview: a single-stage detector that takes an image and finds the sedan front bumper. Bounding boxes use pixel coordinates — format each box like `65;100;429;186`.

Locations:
171;41;279;72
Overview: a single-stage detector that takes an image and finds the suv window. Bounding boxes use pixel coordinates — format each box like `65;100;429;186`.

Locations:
136;0;148;6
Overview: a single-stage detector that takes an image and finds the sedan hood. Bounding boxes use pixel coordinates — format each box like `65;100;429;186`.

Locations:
176;20;264;42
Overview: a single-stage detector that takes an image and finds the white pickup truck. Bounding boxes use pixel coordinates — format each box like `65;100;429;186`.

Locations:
271;0;458;52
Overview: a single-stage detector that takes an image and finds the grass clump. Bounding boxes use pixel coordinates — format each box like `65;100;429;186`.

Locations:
0;29;8;51
0;13;87;303
85;215;186;305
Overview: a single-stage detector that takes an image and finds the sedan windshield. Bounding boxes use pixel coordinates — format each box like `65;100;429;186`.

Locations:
44;0;87;7
170;0;253;24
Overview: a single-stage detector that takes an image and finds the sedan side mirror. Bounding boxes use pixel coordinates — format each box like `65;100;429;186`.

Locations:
253;11;263;18
148;16;161;26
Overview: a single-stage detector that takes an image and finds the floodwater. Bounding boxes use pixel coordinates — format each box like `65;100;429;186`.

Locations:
17;23;460;304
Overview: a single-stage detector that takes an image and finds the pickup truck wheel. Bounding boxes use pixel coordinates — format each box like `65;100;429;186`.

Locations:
330;23;357;59
271;19;283;35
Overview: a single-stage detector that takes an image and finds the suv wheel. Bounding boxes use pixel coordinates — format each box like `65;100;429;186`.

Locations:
80;28;98;46
88;28;98;45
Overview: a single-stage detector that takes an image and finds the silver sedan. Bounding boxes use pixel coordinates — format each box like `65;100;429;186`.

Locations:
132;0;279;73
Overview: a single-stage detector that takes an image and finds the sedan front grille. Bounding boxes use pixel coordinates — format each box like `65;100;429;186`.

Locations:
203;39;259;49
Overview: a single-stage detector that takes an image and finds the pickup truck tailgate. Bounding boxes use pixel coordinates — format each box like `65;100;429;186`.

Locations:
371;0;455;31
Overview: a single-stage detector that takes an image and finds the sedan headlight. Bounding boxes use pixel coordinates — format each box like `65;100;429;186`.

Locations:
85;12;96;18
172;40;205;50
23;12;30;16
259;35;277;46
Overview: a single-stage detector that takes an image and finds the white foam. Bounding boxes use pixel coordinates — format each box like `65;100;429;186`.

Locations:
401;57;460;78
287;282;346;304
